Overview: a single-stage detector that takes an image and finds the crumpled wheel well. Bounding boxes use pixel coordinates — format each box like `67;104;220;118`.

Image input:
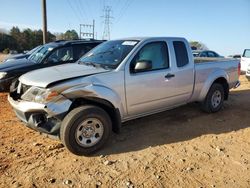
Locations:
68;97;121;133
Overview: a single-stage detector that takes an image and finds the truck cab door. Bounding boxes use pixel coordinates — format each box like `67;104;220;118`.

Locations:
125;40;194;117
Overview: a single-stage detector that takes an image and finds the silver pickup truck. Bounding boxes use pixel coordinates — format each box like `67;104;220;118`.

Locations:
8;37;240;155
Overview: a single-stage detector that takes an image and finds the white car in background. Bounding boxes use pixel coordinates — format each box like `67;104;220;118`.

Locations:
246;64;250;81
240;49;250;73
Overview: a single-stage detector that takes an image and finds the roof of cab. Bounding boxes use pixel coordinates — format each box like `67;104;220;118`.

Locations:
113;36;186;42
45;39;105;48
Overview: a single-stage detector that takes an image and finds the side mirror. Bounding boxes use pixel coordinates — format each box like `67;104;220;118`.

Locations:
134;60;152;73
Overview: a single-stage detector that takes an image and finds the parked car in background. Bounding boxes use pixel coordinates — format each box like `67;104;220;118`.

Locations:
240;49;250;73
232;54;241;59
8;37;240;155
228;54;241;59
0;40;104;92
192;50;224;58
2;46;42;63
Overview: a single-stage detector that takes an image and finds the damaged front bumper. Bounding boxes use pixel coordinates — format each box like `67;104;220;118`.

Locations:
8;94;72;136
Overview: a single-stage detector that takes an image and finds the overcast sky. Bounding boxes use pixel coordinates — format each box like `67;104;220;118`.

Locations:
0;0;249;56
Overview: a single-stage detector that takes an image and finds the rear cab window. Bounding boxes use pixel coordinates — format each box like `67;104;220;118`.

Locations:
173;41;189;67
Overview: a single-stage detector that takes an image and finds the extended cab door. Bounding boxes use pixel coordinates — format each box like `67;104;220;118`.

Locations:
125;39;194;116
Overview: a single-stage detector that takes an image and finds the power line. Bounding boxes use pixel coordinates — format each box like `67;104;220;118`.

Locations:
113;0;122;11
76;0;89;21
66;0;82;23
84;0;94;19
115;0;133;24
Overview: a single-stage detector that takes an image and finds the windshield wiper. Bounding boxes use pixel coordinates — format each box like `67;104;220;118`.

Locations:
78;61;113;70
78;61;102;68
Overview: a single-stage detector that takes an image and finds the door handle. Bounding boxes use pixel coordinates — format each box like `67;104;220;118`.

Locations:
165;73;175;79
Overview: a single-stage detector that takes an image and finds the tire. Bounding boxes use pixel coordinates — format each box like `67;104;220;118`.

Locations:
201;83;225;113
60;105;112;156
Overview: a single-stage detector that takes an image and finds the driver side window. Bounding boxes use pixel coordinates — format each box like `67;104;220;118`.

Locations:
130;42;169;73
47;47;73;63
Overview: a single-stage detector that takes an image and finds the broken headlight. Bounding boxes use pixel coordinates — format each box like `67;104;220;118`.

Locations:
21;86;59;103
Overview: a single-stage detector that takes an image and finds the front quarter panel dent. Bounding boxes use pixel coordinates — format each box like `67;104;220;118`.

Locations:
61;84;126;118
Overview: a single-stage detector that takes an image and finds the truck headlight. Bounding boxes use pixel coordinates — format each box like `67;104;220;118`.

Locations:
0;72;7;79
21;86;59;103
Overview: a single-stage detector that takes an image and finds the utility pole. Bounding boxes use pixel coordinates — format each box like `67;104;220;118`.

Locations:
79;20;95;39
42;0;48;44
102;6;112;40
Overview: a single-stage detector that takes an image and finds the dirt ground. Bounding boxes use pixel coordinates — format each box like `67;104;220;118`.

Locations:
0;53;8;63
0;53;249;187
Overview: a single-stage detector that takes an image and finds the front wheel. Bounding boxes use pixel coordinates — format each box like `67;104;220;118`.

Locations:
60;105;112;156
201;83;225;113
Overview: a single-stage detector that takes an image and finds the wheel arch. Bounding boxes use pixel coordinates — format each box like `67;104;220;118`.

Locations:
198;70;229;101
68;97;121;133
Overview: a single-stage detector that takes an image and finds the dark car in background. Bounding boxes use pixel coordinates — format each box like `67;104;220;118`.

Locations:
192;50;224;58
2;45;41;63
0;40;104;92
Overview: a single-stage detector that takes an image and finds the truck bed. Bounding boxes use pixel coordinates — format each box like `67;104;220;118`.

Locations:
190;58;240;102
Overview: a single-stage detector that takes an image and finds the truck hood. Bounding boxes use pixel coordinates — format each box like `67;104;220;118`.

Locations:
19;63;110;88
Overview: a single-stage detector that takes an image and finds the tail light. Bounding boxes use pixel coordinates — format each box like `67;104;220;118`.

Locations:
238;63;241;77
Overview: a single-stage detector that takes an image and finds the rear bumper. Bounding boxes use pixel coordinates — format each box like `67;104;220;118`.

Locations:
8;95;72;135
0;77;14;92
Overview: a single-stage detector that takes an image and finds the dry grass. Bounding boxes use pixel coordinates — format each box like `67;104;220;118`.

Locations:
0;53;8;63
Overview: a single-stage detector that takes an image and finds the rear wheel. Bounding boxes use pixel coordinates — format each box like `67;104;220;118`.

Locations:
60;105;112;156
201;83;224;113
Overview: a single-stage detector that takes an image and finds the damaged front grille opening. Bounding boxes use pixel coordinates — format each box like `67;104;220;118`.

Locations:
9;80;31;100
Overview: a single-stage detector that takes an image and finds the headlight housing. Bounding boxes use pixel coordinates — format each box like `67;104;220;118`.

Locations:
21;86;59;103
0;72;7;79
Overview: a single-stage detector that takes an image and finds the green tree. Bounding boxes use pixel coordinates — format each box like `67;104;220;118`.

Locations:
63;30;79;40
0;32;16;52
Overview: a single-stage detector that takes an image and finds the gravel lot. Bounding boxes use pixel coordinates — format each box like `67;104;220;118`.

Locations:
0;54;249;187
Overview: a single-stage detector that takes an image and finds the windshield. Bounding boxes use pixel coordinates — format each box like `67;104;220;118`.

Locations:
243;49;250;58
78;40;138;69
28;45;54;63
27;45;42;55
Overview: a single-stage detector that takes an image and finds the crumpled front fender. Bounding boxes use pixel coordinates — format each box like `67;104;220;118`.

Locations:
61;84;126;118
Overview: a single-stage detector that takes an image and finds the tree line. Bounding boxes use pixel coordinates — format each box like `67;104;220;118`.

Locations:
0;26;79;53
0;26;207;53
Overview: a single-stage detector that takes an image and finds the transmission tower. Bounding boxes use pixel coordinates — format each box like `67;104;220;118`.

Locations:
102;6;113;40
